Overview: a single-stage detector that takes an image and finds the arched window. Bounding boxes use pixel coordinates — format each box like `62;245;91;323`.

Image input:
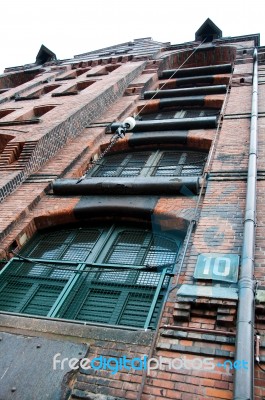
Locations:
88;150;207;178
0;224;182;329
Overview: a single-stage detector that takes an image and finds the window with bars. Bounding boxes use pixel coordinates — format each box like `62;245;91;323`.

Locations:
88;150;207;178
0;225;182;329
139;108;218;121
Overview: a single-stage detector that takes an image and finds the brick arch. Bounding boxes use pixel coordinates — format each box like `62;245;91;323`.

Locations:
7;199;191;255
186;130;213;151
2;199;79;256
68;136;211;190
154;197;198;232
164;45;237;70
35;199;190;232
0;69;45;90
98;133;212;154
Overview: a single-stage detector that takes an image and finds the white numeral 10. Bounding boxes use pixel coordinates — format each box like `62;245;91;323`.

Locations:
202;257;231;277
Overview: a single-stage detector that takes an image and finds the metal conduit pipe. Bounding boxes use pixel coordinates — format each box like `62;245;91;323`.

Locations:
233;48;258;400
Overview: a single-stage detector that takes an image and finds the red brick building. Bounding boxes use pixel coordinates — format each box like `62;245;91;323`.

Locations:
0;18;265;400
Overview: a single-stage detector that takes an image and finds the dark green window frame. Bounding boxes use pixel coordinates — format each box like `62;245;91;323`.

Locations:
0;224;182;329
88;149;207;178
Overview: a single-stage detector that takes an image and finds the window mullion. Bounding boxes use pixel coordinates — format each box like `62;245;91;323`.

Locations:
115;154;131;177
134;232;152;265
147;151;164;176
57;274;93;320
47;264;82;317
59;230;79;260
173;152;186;175
144;268;167;329
144;151;161;176
19;283;42;313
176;110;185;118
92;224;116;263
49;226;114;317
82;227;111;262
109;291;129;325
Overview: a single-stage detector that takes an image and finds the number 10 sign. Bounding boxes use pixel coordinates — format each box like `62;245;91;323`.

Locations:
194;253;239;283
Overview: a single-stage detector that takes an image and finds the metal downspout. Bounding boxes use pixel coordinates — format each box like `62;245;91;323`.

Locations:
234;48;258;400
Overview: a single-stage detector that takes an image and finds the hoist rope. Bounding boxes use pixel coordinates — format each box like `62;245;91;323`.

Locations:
77;38;207;183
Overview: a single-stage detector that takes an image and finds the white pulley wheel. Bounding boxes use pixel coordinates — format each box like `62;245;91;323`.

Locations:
123;116;136;131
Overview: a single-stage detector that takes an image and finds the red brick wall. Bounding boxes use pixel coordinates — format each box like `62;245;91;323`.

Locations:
1;36;265;400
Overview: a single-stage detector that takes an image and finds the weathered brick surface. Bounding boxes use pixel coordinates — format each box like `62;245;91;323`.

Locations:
233;62;254;75
211;119;250;172
161;46;237;72
255;180;265;286
0;62;146;202
225;86;252;114
0;70;63;104
0;35;264;400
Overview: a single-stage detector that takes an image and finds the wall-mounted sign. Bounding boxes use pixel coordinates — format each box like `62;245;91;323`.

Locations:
194;253;239;283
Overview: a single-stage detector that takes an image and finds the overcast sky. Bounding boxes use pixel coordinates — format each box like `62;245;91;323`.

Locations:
0;0;264;74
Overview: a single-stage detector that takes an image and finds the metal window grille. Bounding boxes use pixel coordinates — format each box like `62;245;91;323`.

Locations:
140;108;219;120
0;225;181;329
88;150;207;178
90;152;152;178
153;151;206;177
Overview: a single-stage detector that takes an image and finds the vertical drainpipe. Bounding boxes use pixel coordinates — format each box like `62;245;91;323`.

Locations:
234;48;258;400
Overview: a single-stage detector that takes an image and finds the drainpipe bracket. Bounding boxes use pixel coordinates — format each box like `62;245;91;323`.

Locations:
238;276;256;291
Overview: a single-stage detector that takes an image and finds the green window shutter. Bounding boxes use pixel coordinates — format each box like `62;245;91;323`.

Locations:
57;230;179;328
0;226;182;329
145;235;179;268
0;282;33;313
0;260;73;316
22;284;64;316
62;287;121;324
118;292;163;329
58;270;165;329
